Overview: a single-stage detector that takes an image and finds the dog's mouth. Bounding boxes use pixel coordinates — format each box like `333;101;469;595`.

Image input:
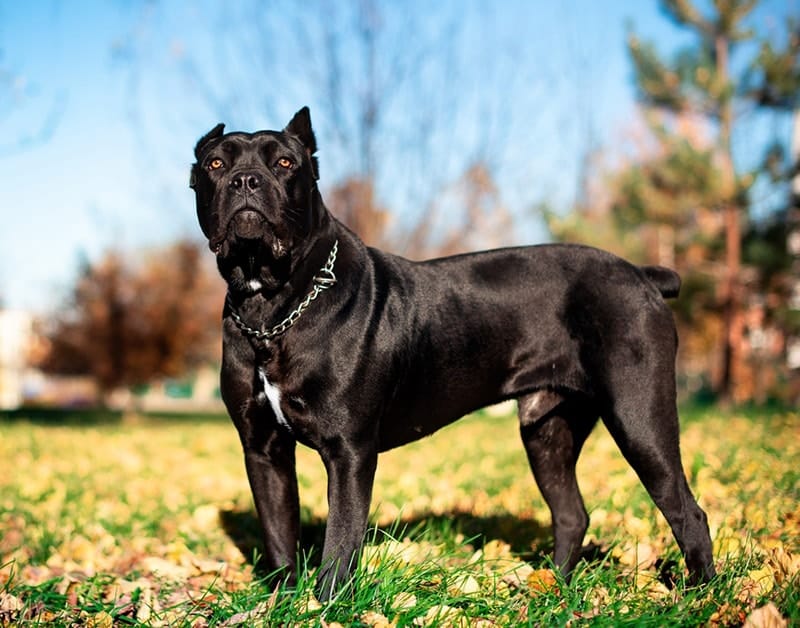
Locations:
210;210;286;256
211;209;291;291
209;209;264;250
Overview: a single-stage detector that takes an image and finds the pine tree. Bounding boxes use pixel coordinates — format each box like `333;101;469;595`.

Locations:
547;1;799;403
626;0;796;402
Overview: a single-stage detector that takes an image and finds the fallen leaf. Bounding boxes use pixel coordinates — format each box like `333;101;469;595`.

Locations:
56;573;86;606
746;566;775;597
105;577;151;603
709;602;747;626
191;557;226;575
18;565;52;586
361;610;395;627
448;573;481;596
623;514;652;537
165;541;195;565
587;585;610;611
414;604;463;627
480;540;512;561
743;602;787;628
714;528;743;558
499;561;534;590
527;568;558;595
136;586;158;623
86;610;114;628
219;600;273;627
140;556;191;581
632;570;671;600
765;545;800;584
612;541;658;570
296;591;322;614
192;504;220;531
0;592;23;612
391;591;417;611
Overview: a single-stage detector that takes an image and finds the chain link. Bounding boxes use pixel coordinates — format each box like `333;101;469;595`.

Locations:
227;240;338;341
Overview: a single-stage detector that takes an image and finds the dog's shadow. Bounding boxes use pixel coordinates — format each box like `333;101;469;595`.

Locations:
218;507;606;574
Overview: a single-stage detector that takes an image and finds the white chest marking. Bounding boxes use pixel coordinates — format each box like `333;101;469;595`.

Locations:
257;367;292;433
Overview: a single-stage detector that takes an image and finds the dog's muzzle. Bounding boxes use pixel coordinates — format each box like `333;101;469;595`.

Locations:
230;209;266;240
208;207;270;253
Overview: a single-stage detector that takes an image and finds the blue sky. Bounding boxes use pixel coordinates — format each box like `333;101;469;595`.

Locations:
0;0;793;312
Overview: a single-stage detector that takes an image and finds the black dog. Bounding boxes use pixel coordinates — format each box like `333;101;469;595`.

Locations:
190;107;715;600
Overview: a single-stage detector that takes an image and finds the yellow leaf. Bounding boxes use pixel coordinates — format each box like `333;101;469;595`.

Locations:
414;604;463;627
165;541;194;565
192;557;226;575
623;514;652;537
746;566;775;597
766;546;800;584
588;585;610;610
714;528;742;558
139;556;191;581
67;535;96;564
448;573;481;596
527;568;558;595
219;600;273;626
192;504;220;531
361;610;395;627
613;542;658;569
362;539;442;572
633;571;671;600
498;561;534;591
297;591;322;613
86;611;114;628
391;591;417;611
481;540;512;560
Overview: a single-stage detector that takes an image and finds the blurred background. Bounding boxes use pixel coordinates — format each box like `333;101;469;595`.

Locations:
1;0;798;412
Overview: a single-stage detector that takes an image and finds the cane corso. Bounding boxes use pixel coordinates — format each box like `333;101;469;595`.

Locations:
190;107;715;600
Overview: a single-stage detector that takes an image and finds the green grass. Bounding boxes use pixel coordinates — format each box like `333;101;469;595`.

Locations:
1;405;798;626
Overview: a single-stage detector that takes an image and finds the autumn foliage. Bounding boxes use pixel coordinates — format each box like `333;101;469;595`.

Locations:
39;241;223;400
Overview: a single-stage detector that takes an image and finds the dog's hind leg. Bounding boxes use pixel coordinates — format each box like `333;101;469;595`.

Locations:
600;388;715;584
518;391;598;577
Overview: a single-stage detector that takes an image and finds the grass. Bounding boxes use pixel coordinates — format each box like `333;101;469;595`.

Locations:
0;405;797;626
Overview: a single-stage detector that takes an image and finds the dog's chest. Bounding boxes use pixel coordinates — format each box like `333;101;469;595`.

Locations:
254;342;311;435
257;366;293;433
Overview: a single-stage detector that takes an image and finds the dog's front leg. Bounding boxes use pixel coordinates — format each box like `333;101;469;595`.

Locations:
315;441;378;601
242;429;300;584
221;340;301;584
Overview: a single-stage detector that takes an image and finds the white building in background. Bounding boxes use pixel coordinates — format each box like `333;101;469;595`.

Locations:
0;309;33;410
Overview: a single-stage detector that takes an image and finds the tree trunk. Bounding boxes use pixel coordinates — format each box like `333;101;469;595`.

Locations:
718;203;742;403
714;32;743;404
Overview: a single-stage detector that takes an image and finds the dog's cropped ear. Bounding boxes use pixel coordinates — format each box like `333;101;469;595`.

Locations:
284;107;317;154
194;123;225;159
284;107;319;180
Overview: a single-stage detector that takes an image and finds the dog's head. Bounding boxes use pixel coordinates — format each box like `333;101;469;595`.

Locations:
190;107;323;293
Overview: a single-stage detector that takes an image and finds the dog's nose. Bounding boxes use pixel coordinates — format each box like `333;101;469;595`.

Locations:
230;172;262;191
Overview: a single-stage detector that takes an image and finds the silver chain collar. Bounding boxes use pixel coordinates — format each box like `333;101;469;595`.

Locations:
227;239;338;342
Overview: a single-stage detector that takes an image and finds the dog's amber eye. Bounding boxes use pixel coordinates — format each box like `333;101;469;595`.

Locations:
277;157;293;169
208;158;224;171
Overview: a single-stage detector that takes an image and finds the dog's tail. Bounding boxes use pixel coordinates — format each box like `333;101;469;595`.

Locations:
640;265;681;299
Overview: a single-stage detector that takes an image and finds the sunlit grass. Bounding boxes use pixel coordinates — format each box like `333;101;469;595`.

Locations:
1;406;797;625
